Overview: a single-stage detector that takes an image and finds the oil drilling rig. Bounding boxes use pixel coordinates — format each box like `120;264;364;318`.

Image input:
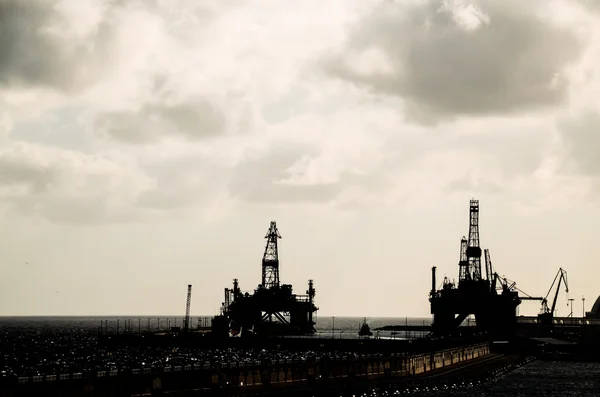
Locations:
430;199;522;338
212;221;318;337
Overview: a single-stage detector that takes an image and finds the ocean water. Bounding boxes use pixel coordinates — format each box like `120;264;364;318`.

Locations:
0;316;432;339
388;360;600;397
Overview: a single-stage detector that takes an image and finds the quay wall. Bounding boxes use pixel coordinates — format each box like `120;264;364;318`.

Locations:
0;343;490;397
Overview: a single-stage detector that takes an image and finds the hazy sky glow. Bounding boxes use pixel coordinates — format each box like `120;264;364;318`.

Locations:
2;0;600;318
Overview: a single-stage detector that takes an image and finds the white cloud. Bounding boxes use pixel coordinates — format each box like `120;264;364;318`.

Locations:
439;0;491;32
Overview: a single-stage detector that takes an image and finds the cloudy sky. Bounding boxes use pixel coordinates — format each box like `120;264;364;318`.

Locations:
1;0;599;318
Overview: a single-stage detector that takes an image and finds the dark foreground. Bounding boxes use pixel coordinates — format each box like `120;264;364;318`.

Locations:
2;343;492;396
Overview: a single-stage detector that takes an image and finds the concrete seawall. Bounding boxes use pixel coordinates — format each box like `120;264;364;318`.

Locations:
0;343;490;396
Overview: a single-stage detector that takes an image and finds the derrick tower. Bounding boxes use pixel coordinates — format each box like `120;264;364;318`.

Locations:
466;199;482;281
262;221;281;289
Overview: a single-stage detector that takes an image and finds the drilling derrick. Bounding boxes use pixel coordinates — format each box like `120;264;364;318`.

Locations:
262;221;281;289
466;200;482;281
184;284;192;332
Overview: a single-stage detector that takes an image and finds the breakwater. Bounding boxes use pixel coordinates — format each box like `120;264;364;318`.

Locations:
1;343;490;397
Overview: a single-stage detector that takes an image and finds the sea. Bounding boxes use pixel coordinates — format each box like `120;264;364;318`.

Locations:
0;316;432;339
398;360;600;396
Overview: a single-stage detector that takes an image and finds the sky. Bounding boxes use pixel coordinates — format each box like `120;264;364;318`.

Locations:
1;0;600;318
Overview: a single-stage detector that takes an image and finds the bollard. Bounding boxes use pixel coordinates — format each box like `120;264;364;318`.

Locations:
384;360;391;378
261;368;271;391
307;358;317;389
151;375;163;396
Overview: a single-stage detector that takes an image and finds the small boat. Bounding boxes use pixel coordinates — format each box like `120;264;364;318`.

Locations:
358;318;373;337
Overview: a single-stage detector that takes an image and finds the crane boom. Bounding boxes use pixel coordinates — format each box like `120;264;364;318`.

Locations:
544;268;569;316
484;249;493;282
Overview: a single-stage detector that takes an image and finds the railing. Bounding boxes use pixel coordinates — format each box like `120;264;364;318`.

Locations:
517;316;600;326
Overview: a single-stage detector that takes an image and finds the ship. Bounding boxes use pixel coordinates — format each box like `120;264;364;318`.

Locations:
358;318;373;337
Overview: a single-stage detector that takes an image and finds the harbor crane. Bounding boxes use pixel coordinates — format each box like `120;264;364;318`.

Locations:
538;268;569;328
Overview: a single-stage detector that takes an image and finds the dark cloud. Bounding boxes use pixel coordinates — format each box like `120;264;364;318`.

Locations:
0;1;230;93
92;98;227;144
324;0;581;123
0;1;113;91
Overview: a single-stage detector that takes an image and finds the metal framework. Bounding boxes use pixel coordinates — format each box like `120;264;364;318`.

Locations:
430;199;521;338
184;284;192;332
466;199;482;281
458;237;468;282
214;221;318;337
262;221;281;289
484;249;493;282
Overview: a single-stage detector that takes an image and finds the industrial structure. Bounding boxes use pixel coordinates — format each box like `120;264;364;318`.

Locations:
429;199;573;338
430;199;522;338
184;284;192;332
587;295;600;319
212;221;318;337
537;268;569;327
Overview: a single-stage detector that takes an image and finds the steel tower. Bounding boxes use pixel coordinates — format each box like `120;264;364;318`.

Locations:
458;237;469;282
466;199;482;281
262;221;281;289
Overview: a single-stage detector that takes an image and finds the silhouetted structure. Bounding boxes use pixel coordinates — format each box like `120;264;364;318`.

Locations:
537;268;569;328
262;222;281;289
430;199;521;338
184;285;192;332
212;221;318;337
587;295;600;319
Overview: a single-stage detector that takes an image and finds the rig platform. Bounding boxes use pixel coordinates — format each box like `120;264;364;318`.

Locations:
429;199;521;338
212;221;318;337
